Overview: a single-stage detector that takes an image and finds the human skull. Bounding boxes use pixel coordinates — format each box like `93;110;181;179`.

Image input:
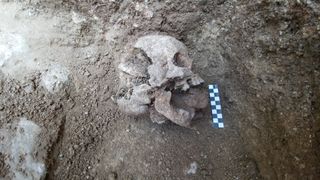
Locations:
116;35;207;127
134;35;203;89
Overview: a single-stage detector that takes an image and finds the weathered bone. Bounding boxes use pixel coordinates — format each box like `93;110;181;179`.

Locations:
118;49;150;78
134;35;194;87
117;84;152;115
149;107;168;124
117;35;207;127
154;90;195;127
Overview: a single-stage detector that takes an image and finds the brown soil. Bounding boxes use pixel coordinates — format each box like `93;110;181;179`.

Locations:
0;0;319;179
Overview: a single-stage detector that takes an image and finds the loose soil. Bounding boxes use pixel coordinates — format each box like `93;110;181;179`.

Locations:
0;0;319;180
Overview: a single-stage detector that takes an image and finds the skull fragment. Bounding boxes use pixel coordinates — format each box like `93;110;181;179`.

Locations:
116;35;207;127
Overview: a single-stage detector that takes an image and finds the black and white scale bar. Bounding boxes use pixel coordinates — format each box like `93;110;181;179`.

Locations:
208;84;224;128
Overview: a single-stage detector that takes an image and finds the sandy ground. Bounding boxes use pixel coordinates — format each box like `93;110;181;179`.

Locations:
0;0;319;180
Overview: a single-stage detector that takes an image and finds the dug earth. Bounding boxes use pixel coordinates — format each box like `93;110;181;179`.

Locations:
0;0;319;180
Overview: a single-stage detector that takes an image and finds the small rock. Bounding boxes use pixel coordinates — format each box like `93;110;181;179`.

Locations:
23;83;34;93
186;162;198;175
58;154;63;159
40;64;70;93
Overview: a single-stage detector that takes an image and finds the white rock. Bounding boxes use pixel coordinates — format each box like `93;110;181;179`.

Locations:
0;118;46;180
41;64;70;93
186;161;198;175
0;32;28;67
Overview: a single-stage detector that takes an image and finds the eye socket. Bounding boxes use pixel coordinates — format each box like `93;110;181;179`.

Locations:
173;52;188;67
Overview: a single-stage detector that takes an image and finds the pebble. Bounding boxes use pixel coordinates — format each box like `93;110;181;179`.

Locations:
187;162;198;175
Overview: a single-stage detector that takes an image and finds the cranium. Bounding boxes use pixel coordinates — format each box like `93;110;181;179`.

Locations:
116;35;207;127
134;35;203;89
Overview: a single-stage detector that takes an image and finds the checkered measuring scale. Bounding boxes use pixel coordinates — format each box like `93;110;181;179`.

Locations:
208;84;224;128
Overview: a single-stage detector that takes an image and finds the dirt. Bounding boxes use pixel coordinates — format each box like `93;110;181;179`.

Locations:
0;0;319;180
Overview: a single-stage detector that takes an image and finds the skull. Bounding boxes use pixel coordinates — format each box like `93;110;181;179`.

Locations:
134;35;203;89
116;35;207;127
